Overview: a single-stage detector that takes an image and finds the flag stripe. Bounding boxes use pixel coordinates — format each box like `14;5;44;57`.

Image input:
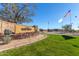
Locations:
64;9;71;17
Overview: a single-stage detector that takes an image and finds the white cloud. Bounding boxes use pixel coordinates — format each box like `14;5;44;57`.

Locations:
72;26;79;30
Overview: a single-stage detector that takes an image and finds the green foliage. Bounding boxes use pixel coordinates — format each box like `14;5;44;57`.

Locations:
4;29;12;35
2;35;12;44
0;34;79;56
62;24;72;32
2;29;12;44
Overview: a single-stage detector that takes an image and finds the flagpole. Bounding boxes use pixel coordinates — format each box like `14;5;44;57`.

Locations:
62;18;64;33
48;21;49;32
70;10;72;32
70;10;71;25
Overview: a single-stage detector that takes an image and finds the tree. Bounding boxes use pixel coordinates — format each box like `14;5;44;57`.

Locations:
0;4;36;44
62;24;72;32
0;3;36;24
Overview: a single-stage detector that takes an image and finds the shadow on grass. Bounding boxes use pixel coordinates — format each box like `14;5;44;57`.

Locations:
62;35;75;40
72;44;79;48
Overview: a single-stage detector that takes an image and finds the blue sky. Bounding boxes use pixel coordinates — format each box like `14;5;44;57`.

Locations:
24;3;79;30
0;3;79;30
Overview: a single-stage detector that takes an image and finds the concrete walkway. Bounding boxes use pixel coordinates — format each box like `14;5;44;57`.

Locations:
0;34;47;52
46;32;79;36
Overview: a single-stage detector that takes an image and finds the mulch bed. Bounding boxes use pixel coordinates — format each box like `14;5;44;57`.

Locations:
12;32;39;40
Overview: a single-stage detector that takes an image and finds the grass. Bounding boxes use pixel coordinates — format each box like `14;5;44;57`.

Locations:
0;34;79;56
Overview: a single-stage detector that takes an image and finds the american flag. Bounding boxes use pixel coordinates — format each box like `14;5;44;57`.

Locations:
64;9;71;17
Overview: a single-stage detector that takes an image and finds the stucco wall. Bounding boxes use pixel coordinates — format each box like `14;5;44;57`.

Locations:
0;20;15;34
0;19;38;34
0;20;2;33
15;25;35;33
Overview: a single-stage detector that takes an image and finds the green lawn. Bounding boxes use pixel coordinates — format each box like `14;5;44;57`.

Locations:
0;34;79;56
